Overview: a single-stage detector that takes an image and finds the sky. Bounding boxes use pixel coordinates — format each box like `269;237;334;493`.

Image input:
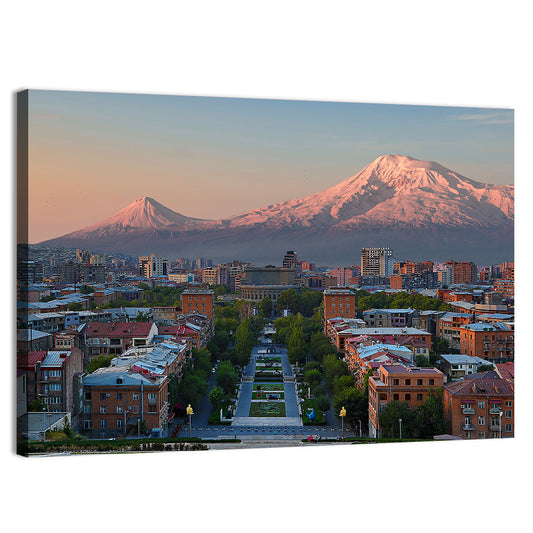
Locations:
27;90;514;243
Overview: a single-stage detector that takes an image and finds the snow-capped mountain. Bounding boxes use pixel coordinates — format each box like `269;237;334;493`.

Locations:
54;196;209;240
39;155;514;263
207;154;513;231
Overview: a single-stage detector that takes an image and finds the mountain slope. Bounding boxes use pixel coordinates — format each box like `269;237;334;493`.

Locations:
53;196;209;240
39;155;514;263
205;155;513;230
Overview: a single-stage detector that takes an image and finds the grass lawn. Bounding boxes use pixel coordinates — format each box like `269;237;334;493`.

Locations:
252;391;284;400
253;383;284;391
301;398;327;425
249;402;286;417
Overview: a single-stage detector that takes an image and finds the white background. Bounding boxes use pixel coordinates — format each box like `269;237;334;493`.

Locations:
3;1;530;532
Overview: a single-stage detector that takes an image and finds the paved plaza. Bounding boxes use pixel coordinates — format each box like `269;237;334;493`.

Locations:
176;338;354;443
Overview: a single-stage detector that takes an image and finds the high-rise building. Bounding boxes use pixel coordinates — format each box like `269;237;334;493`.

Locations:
282;251;298;270
445;261;477;284
361;247;393;277
139;255;169;278
76;249;91;263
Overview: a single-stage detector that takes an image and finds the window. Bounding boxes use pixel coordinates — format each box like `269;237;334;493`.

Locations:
148;393;157;400
117;419;123;429
49;370;61;377
478;416;485;425
429;379;434;386
49;383;61;391
478;401;485;409
417;379;423;386
84;420;91;430
117;393;123;400
133;393;139;400
100;406;106;414
100;393;106;400
478;432;485;439
116;406;123;413
417;393;423;401
393;394;399;401
505;400;512;407
132;406;139;414
100;420;106;429
505;410;512;418
393;379;399;386
405;394;411;401
505;424;512;432
405;379;411;385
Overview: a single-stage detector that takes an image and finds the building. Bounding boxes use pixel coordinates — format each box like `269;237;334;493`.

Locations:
437;312;475;349
282;250;298;271
362;308;415;328
442;372;514;439
329;267;355;286
445;261;477;284
368;364;444;438
139;255;169;278
323;287;356;322
17;346;84;423
181;288;214;319
243;266;297;286
361;247;393;277
459;322;514;363
439;353;495;381
76;249;91;263
82;321;158;358
82;366;169;438
493;279;514;300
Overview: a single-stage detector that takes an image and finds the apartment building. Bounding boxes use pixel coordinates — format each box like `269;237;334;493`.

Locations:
442;372;514;439
361;247;393;277
323;287;356;322
459;322;514;363
82;367;169;438
437;312;475;349
181;288;214;319
368;364;444;438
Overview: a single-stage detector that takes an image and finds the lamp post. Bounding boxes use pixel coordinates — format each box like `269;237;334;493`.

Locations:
499;410;503;439
358;419;362;438
399;418;402;440
339;406;346;440
186;404;194;438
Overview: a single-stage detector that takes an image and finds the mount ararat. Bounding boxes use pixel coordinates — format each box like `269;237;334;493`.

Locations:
40;155;514;264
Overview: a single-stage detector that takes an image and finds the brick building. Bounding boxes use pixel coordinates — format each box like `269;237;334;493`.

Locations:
459;322;514;363
368;364;444;438
323;287;356;322
442;372;514;439
181;288;214;319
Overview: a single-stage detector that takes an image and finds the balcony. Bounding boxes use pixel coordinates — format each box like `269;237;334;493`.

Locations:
462;408;475;415
462;424;475;431
490;423;501;431
489;407;502;415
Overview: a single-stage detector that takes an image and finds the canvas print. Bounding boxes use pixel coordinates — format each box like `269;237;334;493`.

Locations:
16;90;514;456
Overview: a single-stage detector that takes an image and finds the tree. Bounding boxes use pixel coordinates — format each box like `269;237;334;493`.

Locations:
413;389;448;438
379;401;415;438
87;354;114;373
68;302;83;311
135;311;151;322
209;385;225;407
477;364;495;372
233;319;254;368
287;316;307;366
333;386;367;425
191;348;212;379
79;284;95;294
322;354;350;389
259;296;273;318
216;361;238;397
304;368;322;389
276;288;300;315
316;394;330;412
179;372;209;406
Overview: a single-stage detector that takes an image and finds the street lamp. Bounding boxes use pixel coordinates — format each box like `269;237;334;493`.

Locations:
499;410;503;439
358;419;362;438
399;418;402;440
339;406;346;440
186;404;194;438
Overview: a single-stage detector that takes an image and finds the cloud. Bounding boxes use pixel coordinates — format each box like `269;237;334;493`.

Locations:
451;112;513;125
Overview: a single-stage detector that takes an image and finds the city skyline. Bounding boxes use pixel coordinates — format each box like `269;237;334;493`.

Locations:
28;90;514;243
